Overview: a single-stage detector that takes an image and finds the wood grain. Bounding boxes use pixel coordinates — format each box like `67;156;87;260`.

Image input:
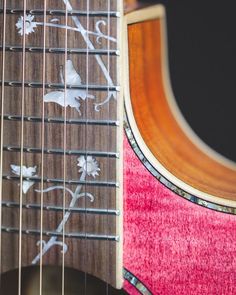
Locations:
0;0;123;289
127;19;236;201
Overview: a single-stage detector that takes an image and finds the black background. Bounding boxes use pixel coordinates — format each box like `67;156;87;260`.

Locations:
143;0;236;162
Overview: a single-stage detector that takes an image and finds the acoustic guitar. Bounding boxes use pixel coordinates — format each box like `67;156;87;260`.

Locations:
0;0;236;294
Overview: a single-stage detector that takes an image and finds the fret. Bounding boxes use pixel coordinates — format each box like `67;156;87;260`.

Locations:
1;226;119;242
0;9;120;18
2;16;118;50
1;80;120;92
2;201;120;216
3;175;119;188
3;121;117;152
3;145;119;158
2;114;119;126
1;46;120;56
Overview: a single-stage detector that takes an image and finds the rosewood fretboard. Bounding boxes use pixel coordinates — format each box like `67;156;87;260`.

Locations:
0;0;123;289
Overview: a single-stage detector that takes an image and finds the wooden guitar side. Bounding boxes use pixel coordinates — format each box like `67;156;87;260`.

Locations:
124;5;236;207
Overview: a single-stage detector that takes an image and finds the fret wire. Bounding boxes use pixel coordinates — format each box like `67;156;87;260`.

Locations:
0;0;7;281
0;9;120;17
1;80;120;91
0;46;120;56
2;175;119;187
1;227;119;241
3;145;119;158
1;201;120;216
2;114;119;126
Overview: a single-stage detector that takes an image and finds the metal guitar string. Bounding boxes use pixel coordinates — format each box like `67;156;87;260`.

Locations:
85;0;90;293
18;1;27;294
0;0;7;288
62;3;69;295
106;0;111;293
39;1;47;294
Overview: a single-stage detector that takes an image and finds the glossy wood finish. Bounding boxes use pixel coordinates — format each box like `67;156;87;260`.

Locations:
0;0;123;289
127;18;236;202
124;0;137;13
124;0;155;14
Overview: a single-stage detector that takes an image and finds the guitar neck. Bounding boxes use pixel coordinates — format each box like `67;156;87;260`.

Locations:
0;0;123;289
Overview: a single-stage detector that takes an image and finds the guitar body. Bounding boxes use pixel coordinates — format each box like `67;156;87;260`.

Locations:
123;4;236;295
123;136;236;294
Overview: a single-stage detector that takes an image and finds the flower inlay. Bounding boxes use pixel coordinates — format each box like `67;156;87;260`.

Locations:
11;165;37;194
16;14;38;35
